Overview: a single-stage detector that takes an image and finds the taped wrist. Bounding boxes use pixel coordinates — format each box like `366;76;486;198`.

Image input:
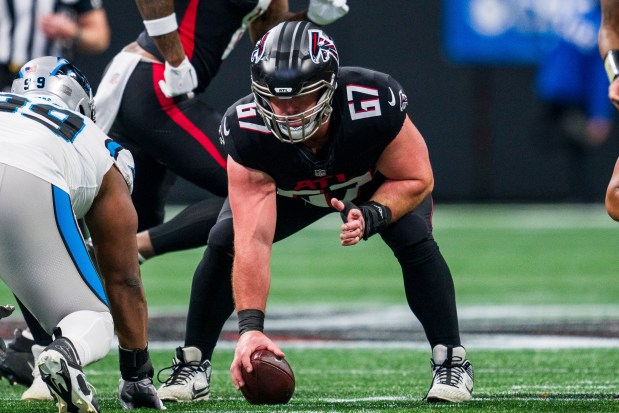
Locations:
359;201;392;239
605;50;619;83
119;346;154;381
238;309;265;336
339;200;392;240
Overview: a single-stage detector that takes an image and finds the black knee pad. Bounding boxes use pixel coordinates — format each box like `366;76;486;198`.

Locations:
393;238;440;266
207;218;234;252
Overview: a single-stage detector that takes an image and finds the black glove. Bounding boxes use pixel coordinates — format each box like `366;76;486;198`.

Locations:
339;200;392;240
118;377;165;410
0;304;14;319
118;346;165;410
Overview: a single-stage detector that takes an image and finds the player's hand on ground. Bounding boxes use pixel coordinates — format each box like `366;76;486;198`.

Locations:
231;331;285;390
118;378;166;410
331;198;364;246
158;57;198;98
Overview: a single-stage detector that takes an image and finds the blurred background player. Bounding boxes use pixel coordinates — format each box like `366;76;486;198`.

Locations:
157;21;474;404
534;1;615;202
598;1;619;398
0;0;110;91
0;56;163;411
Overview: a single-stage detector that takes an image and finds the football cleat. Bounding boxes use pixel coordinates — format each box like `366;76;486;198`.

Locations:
21;345;53;401
38;337;100;413
0;329;35;386
157;346;211;402
426;344;474;403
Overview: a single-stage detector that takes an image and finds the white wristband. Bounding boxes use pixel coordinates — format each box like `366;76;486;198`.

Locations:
143;13;178;37
604;50;619;83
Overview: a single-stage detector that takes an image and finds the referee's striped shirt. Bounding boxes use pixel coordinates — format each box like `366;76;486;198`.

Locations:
0;0;100;76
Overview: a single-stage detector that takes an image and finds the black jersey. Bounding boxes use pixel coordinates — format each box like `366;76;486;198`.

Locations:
221;66;409;208
137;0;270;93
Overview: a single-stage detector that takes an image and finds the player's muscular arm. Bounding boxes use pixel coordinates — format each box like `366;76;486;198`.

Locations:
85;166;148;350
371;115;434;222
134;0;185;66
228;156;277;312
606;157;619;221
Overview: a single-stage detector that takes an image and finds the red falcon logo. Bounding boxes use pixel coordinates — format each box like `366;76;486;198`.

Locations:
309;30;339;64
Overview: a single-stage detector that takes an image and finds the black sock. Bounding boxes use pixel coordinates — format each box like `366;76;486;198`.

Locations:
184;245;234;361
396;240;461;348
15;296;52;346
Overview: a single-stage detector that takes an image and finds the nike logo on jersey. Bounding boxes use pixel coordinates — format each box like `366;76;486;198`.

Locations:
387;87;396;106
222;117;230;136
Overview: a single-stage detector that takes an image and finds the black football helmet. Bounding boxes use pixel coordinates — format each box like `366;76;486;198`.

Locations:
11;56;96;122
250;21;339;143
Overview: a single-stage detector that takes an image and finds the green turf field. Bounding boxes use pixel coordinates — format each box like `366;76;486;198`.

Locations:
138;203;619;311
0;204;618;412
1;349;618;412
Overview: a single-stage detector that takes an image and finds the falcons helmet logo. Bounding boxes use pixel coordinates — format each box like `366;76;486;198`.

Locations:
309;30;339;64
251;32;270;64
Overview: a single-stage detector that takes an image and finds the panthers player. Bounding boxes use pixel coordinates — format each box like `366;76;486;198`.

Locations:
0;56;163;411
159;21;474;403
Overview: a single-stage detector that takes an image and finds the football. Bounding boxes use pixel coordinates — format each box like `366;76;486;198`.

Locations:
240;349;295;404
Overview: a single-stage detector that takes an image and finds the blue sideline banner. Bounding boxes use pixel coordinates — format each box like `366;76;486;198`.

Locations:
442;0;600;65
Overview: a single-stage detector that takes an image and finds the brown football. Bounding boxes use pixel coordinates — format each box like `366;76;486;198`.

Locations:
240;349;295;404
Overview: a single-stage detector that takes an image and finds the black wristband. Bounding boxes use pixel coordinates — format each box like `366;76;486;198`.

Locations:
359;201;392;239
339;200;392;240
238;309;265;336
119;346;154;381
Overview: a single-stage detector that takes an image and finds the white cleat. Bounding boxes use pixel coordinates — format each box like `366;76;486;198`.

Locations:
38;338;99;413
426;344;474;403
157;346;211;402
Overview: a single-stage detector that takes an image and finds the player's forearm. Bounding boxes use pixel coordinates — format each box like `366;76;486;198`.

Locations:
371;177;434;222
600;0;619;57
135;0;185;66
232;246;272;312
105;276;149;349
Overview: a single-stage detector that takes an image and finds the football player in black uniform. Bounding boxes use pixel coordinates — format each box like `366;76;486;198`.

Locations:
600;0;619;225
163;21;474;403
97;0;350;262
